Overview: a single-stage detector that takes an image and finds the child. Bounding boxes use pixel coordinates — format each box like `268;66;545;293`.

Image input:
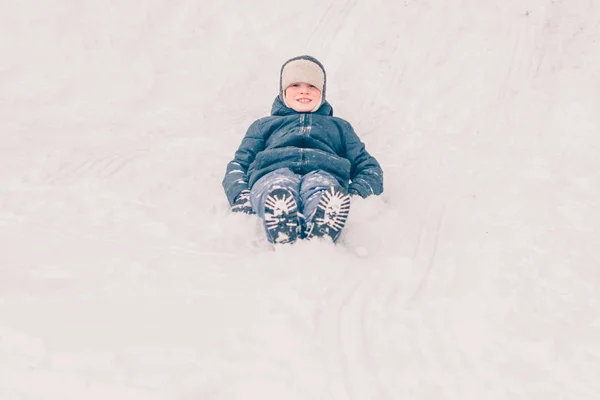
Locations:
222;55;383;244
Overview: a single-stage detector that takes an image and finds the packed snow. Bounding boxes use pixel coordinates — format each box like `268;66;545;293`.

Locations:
1;0;599;399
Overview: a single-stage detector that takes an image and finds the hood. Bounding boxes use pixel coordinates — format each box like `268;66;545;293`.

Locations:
279;55;327;112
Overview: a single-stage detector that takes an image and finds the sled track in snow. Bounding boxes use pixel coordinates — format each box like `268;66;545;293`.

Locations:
313;267;374;399
0;214;240;262
307;0;356;50
312;263;417;400
42;149;149;185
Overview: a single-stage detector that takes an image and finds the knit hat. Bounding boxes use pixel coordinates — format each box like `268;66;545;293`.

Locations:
280;55;327;112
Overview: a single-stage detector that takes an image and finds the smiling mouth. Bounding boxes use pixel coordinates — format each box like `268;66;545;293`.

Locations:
296;98;312;103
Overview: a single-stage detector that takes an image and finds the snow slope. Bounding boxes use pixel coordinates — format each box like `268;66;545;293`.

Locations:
1;0;599;398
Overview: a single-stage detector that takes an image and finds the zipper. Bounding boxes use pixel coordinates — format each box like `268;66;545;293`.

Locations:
299;114;307;167
300;114;306;135
300;113;307;146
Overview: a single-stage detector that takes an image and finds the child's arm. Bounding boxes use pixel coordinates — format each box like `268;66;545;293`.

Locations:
344;124;384;197
222;120;266;207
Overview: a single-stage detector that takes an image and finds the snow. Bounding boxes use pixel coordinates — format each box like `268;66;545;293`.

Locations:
1;0;599;398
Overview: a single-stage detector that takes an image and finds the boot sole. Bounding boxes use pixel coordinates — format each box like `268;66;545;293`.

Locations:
306;187;351;242
264;188;300;244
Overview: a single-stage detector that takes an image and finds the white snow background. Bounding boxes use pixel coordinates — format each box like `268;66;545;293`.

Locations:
1;1;599;399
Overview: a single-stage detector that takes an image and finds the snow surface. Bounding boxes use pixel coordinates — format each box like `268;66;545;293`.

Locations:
1;1;599;399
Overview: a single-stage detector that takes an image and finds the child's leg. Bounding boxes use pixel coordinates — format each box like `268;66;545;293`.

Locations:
299;170;345;219
250;168;301;216
300;170;351;242
250;168;302;243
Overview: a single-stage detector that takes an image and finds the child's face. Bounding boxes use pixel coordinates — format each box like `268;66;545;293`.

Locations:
284;82;321;112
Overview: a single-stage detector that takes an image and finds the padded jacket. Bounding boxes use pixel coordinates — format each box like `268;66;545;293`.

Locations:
223;96;383;205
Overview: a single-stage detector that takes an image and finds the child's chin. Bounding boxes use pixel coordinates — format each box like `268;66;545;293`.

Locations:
293;102;313;112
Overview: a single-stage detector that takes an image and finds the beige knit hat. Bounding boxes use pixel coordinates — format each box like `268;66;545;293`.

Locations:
280;55;326;112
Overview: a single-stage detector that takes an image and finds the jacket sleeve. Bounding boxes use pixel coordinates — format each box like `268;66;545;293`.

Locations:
222;120;266;206
343;123;384;197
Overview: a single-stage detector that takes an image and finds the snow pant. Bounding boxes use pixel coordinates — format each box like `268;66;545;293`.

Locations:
249;168;346;241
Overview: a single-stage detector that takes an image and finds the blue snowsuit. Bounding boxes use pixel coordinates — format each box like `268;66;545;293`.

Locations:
222;95;384;211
